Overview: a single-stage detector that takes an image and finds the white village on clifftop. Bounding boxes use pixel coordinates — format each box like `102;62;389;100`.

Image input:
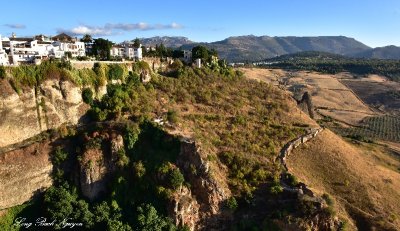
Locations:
0;33;144;66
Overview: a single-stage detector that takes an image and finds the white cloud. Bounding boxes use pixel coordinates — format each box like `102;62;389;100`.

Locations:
58;22;183;36
4;23;26;29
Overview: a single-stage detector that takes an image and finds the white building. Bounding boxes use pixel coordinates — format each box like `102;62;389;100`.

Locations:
195;58;201;68
52;41;86;58
110;42;142;60
110;46;125;58
0;35;9;65
3;33;86;65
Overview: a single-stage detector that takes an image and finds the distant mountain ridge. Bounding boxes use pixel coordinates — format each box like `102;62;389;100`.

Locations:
352;45;400;60
140;36;194;48
140;35;400;62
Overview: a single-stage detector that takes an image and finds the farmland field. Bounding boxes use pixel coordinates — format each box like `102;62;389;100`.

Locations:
336;115;400;142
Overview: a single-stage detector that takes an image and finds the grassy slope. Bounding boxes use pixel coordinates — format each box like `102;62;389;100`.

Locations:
241;67;400;230
287;129;400;230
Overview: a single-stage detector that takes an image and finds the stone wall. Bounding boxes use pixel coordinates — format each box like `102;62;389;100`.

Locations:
278;127;324;171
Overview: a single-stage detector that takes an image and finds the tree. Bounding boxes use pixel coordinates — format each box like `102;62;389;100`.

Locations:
81;34;93;43
82;88;94;105
133;38;141;49
92;38;113;60
192;45;209;62
108;64;125;81
172;50;184;59
169;168;184;189
44;184;78;222
156;43;166;58
135;204;169;231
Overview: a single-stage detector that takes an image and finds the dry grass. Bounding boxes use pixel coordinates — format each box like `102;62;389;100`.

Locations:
239;67;286;85
317;109;374;125
240;68;378;125
287;129;400;230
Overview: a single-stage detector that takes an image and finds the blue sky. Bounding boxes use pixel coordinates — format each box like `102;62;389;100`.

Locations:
1;0;399;47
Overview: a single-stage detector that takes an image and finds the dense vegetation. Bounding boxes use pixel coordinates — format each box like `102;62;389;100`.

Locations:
261;51;400;82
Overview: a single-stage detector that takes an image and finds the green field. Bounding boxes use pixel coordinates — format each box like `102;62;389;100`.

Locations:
338;115;400;142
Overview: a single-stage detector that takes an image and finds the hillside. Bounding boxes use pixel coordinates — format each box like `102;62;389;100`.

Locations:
352;45;400;59
177;35;370;62
0;61;342;230
261;51;400;82
287;130;400;230
241;67;400;230
144;35;400;62
208;35;371;62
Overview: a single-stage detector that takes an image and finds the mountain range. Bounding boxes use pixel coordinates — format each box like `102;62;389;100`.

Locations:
140;35;400;62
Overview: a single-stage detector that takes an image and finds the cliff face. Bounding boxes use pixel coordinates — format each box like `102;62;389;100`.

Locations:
0;140;53;210
176;138;231;230
0;79;88;148
79;133;124;201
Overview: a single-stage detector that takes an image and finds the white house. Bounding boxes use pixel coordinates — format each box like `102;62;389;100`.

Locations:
3;33;86;65
52;41;86;57
110;45;125;58
0;35;9;65
110;42;142;60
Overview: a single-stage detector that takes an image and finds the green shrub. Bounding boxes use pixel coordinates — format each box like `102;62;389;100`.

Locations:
108;64;125;81
226;197;238;211
285;173;298;187
169;168;184;189
133;161;146;178
167;109;179;124
124;123;140;150
82;88;94;105
322;193;334;206
0;66;6;79
52;147;68;166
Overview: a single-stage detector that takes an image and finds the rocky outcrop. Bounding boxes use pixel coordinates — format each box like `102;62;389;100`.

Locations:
140;69;151;83
169;186;200;231
79;133;124;200
297;91;315;119
0;140;53;210
0;79;88;148
176;138;231;230
79;147;108;201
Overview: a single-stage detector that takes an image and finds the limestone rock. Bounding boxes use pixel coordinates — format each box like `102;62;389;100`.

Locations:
169;186;200;231
177;138;231;229
0;79;87;148
0;140;53;209
79;148;108;201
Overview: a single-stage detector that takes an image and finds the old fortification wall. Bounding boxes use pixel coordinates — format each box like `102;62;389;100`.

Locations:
277;127;341;230
279;127;324;171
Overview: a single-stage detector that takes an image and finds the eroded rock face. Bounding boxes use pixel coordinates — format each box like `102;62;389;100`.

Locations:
79;147;108;201
177;138;231;230
0;140;53;209
169;186;200;231
79;133;124;200
0;79;88;148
